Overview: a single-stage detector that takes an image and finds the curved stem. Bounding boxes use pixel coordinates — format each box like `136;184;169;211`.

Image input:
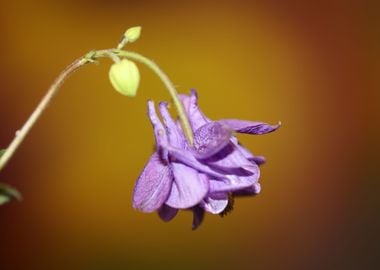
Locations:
0;48;194;173
0;57;88;171
110;50;194;145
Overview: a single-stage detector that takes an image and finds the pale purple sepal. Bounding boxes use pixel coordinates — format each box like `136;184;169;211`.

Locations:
219;119;281;135
132;153;172;212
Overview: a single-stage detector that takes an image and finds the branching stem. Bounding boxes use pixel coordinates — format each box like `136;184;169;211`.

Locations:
0;48;194;172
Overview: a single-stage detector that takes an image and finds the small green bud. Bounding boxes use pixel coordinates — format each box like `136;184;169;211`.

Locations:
109;59;140;97
124;26;142;43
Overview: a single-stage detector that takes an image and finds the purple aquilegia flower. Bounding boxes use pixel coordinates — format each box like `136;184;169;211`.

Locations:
133;90;279;229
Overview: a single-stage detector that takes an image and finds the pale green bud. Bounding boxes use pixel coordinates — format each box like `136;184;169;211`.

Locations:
124;26;142;43
109;59;140;97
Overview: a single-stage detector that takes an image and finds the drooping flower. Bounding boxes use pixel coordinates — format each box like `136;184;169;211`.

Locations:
133;90;280;229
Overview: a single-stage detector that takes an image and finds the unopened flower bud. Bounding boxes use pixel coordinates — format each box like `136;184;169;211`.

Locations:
109;59;140;97
124;26;142;43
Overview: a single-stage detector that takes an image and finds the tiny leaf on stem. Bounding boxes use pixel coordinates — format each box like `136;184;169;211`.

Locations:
0;183;21;206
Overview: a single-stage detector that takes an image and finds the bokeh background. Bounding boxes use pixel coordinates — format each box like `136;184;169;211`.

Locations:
0;0;379;269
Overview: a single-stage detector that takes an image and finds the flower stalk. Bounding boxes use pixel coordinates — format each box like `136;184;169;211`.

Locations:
0;46;194;174
0;57;88;172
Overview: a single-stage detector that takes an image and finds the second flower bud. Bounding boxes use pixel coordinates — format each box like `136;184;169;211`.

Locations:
109;59;140;97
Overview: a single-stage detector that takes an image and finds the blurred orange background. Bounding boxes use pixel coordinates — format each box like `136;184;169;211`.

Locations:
0;1;379;269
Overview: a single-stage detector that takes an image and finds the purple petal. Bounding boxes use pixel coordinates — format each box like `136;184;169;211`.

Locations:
230;136;266;165
206;144;260;193
163;144;228;180
219;119;281;135
248;156;266;165
193;122;233;159
201;143;255;176
158;102;187;148
208;176;259;193
146;100;210;211
158;204;178;222
179;89;210;130
166;163;209;209
233;183;261;196
207;161;255;176
201;195;229;214
178;92;191;115
133;153;172;212
192;205;205;230
147;100;169;160
209;143;259;177
208;174;260;194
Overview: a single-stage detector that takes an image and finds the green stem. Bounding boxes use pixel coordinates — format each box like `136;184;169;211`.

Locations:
0;48;194;172
0;57;88;172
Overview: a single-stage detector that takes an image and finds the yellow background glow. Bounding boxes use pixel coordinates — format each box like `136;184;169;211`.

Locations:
0;1;378;269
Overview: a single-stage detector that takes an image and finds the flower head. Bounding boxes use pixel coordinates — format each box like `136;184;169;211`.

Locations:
133;90;279;229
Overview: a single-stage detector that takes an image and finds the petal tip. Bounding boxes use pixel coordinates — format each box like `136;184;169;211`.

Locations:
159;101;169;108
268;121;281;133
147;99;155;108
190;89;198;100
